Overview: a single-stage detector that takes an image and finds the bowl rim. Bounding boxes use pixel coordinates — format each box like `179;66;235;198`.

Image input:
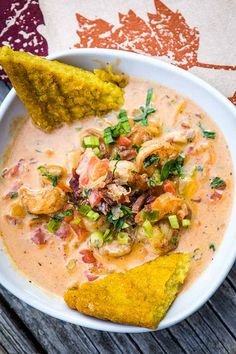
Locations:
0;48;236;333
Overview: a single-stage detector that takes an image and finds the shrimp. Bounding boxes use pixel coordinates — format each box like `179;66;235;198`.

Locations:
136;139;179;172
19;186;66;214
99;239;132;258
109;160;137;184
151;192;187;219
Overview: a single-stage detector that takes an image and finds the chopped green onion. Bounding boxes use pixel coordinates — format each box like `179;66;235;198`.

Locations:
198;122;216;139
103;229;113;242
121;222;129;229
148;170;162;187
53;209;74;221
83;136;100;148
47;219;61;233
78;205;92;216
182;219;191;227
93;147;101;157
141;210;159;222
210;177;225;189
87;210;100;221
117;232;130;245
143;220;153;238
90;231;104;248
143;154;159;168
168;215;180;229
71;217;81;225
133;88;156;126
118;109;131;134
104;127;114;144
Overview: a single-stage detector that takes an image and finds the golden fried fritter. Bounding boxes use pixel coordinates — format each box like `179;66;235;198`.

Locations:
0;46;124;132
64;253;191;329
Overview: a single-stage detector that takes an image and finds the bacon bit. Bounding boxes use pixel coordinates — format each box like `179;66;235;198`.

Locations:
191;197;202;203
80;249;97;263
163;180;176;195
31;228;47;245
132;193;147;213
117;136;131;147
5;215;22;225
69;169;80;193
71;225;89;242
118;149;137;161
85;271;99;282
56;223;72;239
2;159;25;178
88;190;102;208
210;190;223;201
181;120;191;128
3;180;23;199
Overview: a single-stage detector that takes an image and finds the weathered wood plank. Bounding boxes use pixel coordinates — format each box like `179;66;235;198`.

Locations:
0;296;44;354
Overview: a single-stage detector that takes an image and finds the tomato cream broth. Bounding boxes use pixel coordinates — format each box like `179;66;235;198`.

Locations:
0;77;233;296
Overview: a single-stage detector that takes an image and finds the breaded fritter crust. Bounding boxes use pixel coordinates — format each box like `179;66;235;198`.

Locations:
0;46;124;132
64;253;191;329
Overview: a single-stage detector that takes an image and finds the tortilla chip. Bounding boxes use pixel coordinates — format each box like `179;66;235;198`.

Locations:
64;253;191;329
0;46;124;132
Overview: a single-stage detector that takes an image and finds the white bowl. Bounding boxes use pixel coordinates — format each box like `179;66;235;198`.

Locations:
0;49;236;333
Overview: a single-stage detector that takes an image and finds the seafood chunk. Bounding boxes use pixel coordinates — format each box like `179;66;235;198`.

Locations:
151;192;187;219
19;186;66;214
99;239;133;258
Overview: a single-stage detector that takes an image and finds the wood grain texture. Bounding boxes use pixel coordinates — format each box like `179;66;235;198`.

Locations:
0;82;235;354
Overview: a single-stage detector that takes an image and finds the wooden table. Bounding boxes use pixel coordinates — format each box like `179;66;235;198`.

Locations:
0;81;235;354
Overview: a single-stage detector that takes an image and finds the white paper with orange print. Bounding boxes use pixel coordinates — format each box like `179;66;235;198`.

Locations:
0;0;235;104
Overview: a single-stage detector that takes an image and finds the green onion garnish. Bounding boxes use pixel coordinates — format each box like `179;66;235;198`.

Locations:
198;122;216;139
133;88;156;126
93;147;101;157
141;210;159;222
90;231;104;248
71;217;81;225
168;215;180;229
182;219;191;227
87;210;100;221
104;127;114;144
47;219;61;233
78;204;92;216
117;232;130;245
143;220;153;238
83;136;100;148
103;109;131;144
148;170;162;187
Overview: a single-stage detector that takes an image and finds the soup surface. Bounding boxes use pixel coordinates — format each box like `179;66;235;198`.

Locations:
0;77;233;296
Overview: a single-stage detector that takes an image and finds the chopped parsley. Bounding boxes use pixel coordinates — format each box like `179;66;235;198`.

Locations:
133;88;156;126
53;209;74;221
82;189;90;197
132;145;141;152
103;109;131;144
10;192;18;199
38;166;58;187
209;243;216;252
198;122;216;139
161;155;185;181
210;177;225;189
107;205;133;230
143;154;160;168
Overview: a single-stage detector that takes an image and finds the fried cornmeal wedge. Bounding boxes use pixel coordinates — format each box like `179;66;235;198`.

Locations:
0;46;124;132
64;253;191;329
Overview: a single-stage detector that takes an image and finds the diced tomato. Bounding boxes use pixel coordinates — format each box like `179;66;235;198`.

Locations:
31;228;47;245
88;190;102;207
210;190;223;201
163;180;176;195
71;225;89;242
2;159;25;179
80;249;97;263
117;136;131;147
76;151;109;188
5;215;22;225
85;271;99;282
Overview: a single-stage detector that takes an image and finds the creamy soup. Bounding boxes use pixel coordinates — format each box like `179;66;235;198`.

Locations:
0;78;233;296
